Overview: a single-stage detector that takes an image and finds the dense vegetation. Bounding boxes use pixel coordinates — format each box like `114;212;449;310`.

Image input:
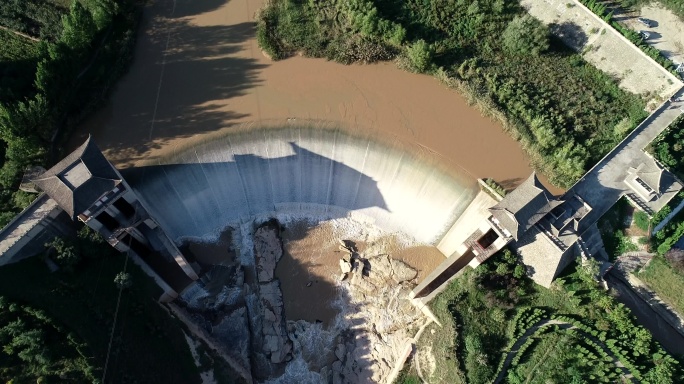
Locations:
417;249;682;383
640;253;684;318
639;116;684;319
651;116;684;181
0;30;41;104
0;233;206;384
0;296;98;382
599;198;640;260
257;0;648;188
0;0;66;41
0;0;142;227
649;117;684;254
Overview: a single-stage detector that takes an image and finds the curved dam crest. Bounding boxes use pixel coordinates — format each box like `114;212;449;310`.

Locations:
122;124;478;250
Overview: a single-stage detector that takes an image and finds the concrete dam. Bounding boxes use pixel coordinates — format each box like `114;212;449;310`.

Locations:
122;124;478;253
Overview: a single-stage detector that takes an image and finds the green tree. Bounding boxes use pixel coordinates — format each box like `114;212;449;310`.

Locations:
501;15;550;56
405;39;433;73
114;271;132;289
45;237;79;269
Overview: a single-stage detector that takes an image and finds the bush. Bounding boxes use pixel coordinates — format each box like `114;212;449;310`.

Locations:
404;39;433;73
114;271;132;289
256;7;284;60
501;15;549;56
633;211;650;231
44;237;79;269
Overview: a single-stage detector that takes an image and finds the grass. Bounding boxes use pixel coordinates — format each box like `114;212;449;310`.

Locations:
640;256;684;317
599;198;641;260
416;250;682;383
506;328;626;383
0;255;201;384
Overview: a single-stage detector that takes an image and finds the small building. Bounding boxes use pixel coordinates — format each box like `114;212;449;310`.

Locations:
32;137;198;299
489;173;564;241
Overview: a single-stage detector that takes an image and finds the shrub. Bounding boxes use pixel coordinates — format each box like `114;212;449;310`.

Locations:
114;271;132;289
501;15;550;56
44;237;79;269
404;39;433;73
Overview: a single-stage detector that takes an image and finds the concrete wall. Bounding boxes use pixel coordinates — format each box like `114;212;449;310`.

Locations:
123;125;477;250
0;194;76;265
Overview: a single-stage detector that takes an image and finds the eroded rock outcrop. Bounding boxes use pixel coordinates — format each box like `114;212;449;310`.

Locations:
327;252;423;383
253;222;293;366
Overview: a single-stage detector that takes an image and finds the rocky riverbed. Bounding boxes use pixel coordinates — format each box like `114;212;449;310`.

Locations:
176;217;431;383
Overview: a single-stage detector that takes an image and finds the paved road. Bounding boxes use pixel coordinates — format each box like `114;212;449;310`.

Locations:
567;88;684;230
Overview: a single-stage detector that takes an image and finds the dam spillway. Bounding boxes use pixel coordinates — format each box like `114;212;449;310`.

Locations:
122;124;478;251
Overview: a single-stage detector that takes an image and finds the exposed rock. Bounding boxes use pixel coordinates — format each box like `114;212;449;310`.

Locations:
212;307;251;371
350;272;377;294
339;258;352;274
390;259;418;283
335;343;346;361
264;335;279;352
264;308;276;322
369;255;393;282
254;225;283;283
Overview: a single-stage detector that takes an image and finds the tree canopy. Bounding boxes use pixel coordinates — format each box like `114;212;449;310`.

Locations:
502;14;550;56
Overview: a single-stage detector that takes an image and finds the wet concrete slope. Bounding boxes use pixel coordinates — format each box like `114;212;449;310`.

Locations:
123;125;478;246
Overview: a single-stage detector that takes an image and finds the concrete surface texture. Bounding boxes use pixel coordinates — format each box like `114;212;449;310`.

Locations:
521;0;682;105
123;125;478;249
637;3;684;66
568;89;684;227
0;195;68;262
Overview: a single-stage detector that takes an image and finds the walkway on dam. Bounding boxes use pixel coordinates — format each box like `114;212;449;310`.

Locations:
566;88;684;227
0;194;59;259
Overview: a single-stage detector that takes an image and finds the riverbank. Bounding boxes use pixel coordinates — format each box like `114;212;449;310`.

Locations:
69;0;543;192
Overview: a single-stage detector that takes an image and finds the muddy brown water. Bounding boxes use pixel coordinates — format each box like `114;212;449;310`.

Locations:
70;0;556;323
71;0;538;186
276;220;447;326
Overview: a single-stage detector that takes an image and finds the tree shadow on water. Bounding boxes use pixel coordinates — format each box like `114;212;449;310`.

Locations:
73;3;267;167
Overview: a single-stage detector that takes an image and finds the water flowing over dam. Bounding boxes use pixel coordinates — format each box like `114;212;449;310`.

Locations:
122;123;477;250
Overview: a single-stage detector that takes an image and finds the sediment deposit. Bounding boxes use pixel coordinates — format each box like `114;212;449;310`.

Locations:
179;218;429;383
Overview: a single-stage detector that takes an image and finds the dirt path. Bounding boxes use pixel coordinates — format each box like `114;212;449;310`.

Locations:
70;0;541;191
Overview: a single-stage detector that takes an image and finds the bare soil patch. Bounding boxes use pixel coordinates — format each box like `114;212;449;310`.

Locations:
637;3;684;65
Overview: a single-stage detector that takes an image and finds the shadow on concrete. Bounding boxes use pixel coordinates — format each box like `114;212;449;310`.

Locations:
177;219;374;382
121;142;389;240
549;21;590;50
